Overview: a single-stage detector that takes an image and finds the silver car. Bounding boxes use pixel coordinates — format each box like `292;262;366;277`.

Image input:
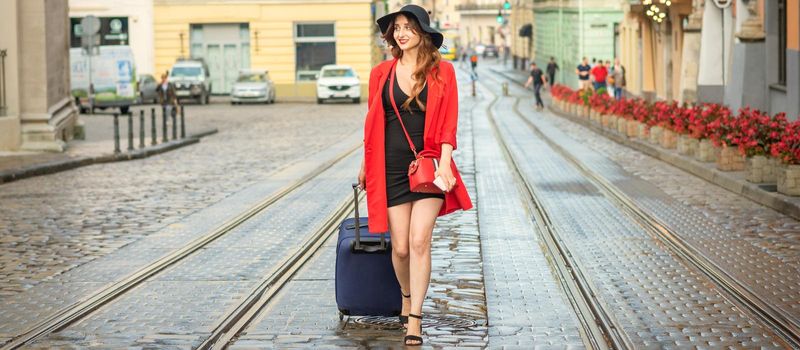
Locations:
138;74;158;104
231;70;276;104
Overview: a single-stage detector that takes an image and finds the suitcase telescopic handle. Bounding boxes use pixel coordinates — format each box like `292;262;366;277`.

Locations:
351;183;386;251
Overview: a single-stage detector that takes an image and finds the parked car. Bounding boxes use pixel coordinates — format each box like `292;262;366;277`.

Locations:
70;45;138;114
474;44;486;56
483;44;499;58
138;74;158;104
316;65;361;104
231;69;276;104
169;58;211;105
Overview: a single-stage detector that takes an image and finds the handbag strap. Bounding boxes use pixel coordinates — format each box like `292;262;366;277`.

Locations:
388;60;419;159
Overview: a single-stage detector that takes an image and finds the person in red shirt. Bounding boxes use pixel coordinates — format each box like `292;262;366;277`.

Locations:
591;61;608;91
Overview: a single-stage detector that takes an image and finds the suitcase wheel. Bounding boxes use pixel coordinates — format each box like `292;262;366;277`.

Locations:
338;311;345;321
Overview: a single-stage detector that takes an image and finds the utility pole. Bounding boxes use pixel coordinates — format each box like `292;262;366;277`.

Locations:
80;15;101;115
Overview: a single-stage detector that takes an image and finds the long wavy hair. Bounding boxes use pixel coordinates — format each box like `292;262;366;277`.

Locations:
383;14;441;111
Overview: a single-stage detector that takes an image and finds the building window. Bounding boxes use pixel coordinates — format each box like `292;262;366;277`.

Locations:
295;23;335;81
778;0;787;86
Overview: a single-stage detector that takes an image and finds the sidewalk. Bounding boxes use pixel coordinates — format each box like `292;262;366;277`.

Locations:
0;106;217;184
492;67;800;222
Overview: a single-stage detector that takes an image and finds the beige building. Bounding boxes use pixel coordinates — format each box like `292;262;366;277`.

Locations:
457;0;512;49
509;0;534;69
0;0;79;152
153;0;378;99
388;0;461;30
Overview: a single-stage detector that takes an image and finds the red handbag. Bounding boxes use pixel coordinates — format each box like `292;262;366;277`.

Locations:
387;63;444;194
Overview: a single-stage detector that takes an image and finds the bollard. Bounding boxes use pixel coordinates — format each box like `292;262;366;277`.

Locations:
150;108;157;145
171;107;177;140
162;106;168;143
180;105;186;139
502;82;509;96
139;110;145;148
113;113;121;154
127;112;134;151
472;80;476;97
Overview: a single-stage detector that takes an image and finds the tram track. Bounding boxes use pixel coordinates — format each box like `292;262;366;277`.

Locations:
509;97;800;348
1;143;361;350
196;187;360;350
476;73;633;349
486;69;800;347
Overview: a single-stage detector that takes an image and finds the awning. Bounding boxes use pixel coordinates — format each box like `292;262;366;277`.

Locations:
518;24;532;37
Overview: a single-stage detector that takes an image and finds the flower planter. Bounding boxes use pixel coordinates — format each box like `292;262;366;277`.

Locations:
638;123;649;140
591;111;602;124
649;126;662;145
583;106;591;118
626;120;639;138
777;164;800;196
616;118;627;135
746;155;778;183
601;114;613;128
677;135;698;156
659;129;677;149
695;139;717;162
716;145;745;171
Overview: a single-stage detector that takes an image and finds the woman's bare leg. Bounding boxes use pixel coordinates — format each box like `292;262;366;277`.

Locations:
406;198;443;344
387;203;412;321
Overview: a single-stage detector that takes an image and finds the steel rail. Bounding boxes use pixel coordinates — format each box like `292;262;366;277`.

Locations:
508;97;800;348
1;143;361;350
477;75;632;350
198;191;360;350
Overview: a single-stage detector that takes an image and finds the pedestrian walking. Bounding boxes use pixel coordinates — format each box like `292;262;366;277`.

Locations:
524;62;548;111
460;50;468;68
361;5;473;346
610;58;626;100
590;60;608;92
546;57;559;85
470;52;478;72
576;57;591;91
155;73;178;117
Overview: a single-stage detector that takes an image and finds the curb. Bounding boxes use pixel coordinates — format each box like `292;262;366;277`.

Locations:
0;129;218;185
547;107;800;222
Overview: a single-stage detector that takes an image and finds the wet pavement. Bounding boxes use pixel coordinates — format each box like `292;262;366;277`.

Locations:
1;63;799;348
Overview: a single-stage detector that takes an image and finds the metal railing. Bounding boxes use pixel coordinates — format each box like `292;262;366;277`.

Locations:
112;105;187;154
0;49;7;117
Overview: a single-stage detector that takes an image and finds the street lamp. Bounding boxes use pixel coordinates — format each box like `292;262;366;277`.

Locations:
642;0;672;23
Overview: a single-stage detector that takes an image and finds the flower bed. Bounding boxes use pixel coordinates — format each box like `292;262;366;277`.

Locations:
549;83;800;195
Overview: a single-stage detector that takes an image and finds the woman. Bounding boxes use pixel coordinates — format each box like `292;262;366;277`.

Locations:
357;4;473;346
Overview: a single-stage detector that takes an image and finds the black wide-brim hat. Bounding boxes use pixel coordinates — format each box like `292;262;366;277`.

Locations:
377;5;444;49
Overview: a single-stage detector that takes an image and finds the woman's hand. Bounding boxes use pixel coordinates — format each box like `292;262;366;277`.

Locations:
435;161;456;192
358;160;366;191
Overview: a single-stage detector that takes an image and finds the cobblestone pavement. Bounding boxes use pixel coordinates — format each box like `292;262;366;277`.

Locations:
471;78;585;347
480;68;787;348
27;150;363;349
230;69;487;349
492;66;800;328
0;100;364;298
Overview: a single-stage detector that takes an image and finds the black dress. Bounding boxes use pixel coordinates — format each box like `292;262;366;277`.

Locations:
384;76;445;207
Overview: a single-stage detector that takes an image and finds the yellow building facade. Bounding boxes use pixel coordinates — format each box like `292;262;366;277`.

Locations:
153;0;377;99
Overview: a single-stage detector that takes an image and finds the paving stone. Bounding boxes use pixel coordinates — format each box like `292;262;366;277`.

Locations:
486;72;785;348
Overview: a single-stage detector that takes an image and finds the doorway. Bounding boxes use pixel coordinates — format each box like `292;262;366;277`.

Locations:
190;23;251;94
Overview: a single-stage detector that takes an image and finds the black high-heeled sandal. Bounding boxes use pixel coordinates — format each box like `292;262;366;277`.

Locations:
404;313;424;346
398;292;411;327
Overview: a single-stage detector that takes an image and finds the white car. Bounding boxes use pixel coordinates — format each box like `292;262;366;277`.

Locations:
316;65;361;104
231;70;276;104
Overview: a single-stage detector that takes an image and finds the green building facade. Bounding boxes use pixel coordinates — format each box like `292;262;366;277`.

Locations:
532;2;622;88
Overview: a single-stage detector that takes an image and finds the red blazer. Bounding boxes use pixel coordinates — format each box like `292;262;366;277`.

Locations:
363;58;473;233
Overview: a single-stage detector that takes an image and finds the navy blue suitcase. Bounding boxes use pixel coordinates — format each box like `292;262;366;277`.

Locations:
335;184;401;319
